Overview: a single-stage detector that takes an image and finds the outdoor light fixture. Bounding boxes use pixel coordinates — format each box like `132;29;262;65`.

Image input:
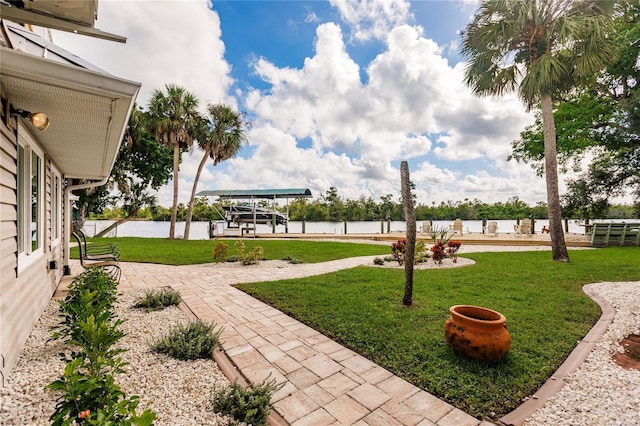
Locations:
10;107;50;131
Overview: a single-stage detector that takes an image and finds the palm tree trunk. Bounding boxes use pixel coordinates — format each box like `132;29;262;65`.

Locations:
541;94;569;262
183;149;211;240
170;144;180;239
401;161;416;306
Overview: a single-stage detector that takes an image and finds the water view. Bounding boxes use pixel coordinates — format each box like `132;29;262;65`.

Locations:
82;219;596;240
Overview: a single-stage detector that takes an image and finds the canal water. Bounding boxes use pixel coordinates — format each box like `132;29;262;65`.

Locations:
82;219;593;240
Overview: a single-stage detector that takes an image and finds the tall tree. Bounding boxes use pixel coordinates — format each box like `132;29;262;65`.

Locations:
183;104;248;239
462;0;616;261
148;84;199;239
509;1;640;215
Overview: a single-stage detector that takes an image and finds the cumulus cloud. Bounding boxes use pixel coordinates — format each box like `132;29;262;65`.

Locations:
52;0;232;107
51;0;553;208
330;0;413;42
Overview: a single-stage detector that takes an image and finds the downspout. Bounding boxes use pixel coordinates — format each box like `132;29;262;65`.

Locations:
62;177;109;275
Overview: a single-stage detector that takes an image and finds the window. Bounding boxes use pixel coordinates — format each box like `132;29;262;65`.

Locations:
53;173;61;241
17;129;44;262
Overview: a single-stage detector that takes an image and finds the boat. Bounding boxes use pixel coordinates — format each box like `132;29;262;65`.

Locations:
221;204;287;227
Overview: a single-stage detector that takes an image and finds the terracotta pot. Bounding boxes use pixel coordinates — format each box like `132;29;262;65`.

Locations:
444;305;511;362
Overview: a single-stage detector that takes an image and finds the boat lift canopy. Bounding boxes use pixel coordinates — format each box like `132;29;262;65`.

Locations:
196;188;312;236
196;188;312;199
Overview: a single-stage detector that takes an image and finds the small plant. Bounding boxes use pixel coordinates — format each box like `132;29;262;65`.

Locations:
447;240;462;263
373;257;385;265
234;241;265;265
414;240;427;263
211;378;283;426
212;242;229;263
242;246;264;265
282;255;303;264
391;239;428;266
48;268;155;425
391;239;407;265
383;255;395;262
226;255;239;263
133;288;182;312
430;241;448;264
151;320;222;360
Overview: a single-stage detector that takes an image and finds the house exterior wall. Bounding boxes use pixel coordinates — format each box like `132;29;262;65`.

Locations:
0;108;63;385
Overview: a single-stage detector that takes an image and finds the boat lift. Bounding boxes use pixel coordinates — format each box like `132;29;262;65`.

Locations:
196;188;312;237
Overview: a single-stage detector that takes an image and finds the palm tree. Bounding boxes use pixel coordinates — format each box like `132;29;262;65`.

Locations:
183;104;249;240
461;0;616;262
148;84;199;239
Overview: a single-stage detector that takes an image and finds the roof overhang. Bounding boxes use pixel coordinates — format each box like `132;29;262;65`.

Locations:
0;1;126;43
197;188;313;199
1;46;141;180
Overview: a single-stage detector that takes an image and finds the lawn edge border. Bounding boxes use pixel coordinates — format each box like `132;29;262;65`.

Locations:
497;284;614;426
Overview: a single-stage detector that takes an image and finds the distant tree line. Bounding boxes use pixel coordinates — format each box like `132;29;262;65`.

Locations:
88;186;638;223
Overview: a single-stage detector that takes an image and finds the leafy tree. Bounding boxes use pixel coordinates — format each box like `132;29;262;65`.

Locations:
148;84;199;239
74;105;173;231
510;1;640;216
462;0;617;261
183;104;248;239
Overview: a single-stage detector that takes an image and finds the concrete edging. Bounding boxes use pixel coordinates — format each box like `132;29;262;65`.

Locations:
497;285;615;426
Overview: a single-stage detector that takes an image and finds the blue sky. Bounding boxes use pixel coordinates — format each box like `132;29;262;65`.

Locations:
52;0;563;208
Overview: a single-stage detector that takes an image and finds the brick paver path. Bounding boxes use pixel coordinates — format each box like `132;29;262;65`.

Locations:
82;258;493;426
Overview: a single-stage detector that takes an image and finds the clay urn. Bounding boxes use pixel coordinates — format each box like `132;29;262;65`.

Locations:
444;305;511;362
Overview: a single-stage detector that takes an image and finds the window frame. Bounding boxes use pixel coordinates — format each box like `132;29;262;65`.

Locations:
17;126;45;271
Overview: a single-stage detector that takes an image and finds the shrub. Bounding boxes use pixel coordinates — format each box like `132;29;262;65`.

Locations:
211;378;282;426
391;239;428;266
235;241;265;265
48;268;155;425
383;255;395;262
282;255;303;264
151;320;222;360
133;288;182;312
212;242;229;263
373;257;385;265
226;255;239;263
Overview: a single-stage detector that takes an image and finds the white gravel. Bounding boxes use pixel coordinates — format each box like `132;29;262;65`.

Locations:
524;281;640;426
0;290;233;425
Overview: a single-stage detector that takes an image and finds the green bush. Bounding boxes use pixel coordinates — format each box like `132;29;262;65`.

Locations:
235;241;265;265
373;257;385;265
151;320;222;360
282;255;303;264
212;242;229;263
211;378;282;426
48;268;155;425
226;255;239;263
133;288;182;312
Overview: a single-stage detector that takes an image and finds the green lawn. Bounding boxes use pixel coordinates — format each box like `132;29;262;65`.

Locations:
236;247;640;419
75;237;390;265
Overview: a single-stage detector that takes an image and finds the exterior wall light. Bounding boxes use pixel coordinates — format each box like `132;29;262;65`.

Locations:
10;107;50;131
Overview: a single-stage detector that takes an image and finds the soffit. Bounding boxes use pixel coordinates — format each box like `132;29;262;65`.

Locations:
1;47;140;180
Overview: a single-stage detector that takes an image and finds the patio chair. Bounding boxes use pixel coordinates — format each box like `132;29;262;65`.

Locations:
449;219;463;235
73;227;120;261
72;232;121;282
487;221;498;236
514;219;532;236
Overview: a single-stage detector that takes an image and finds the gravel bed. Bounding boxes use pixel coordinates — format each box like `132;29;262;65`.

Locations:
524;281;640;426
0;290;232;425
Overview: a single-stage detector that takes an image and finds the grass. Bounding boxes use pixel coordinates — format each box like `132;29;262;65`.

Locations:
73;237;390;265
236;247;640;419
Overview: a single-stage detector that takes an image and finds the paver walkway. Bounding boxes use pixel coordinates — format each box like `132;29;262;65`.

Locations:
74;257;495;426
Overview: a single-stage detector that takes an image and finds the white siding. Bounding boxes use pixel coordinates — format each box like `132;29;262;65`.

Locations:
0;114;63;385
